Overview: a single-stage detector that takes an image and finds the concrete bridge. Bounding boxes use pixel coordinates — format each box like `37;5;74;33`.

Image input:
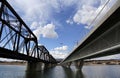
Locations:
61;0;120;70
0;0;57;71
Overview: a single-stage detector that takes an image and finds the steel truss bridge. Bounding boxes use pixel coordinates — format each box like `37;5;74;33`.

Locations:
0;0;57;64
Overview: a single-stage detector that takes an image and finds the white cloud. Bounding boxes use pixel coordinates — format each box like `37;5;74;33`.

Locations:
72;1;107;28
33;26;42;40
61;0;79;7
54;45;68;51
84;25;92;29
30;21;39;29
8;0;60;23
8;0;117;30
66;0;117;29
73;5;97;25
66;19;73;25
8;0;60;40
42;23;58;38
50;50;68;59
33;23;58;39
50;45;69;59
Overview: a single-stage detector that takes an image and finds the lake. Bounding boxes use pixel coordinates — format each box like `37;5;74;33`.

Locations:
0;65;120;78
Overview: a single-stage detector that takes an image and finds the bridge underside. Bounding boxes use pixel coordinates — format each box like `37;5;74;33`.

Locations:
0;47;46;62
62;1;120;63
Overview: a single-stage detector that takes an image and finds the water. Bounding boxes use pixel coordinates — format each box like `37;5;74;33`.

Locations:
0;65;120;78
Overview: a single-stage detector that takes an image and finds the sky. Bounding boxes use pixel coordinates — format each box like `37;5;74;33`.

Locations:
2;0;119;60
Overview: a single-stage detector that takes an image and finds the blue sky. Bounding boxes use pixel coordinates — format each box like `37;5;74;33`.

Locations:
4;0;119;59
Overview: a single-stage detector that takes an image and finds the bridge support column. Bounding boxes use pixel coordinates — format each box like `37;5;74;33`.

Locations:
43;63;56;69
27;62;44;71
61;62;72;68
74;60;84;70
44;63;51;69
67;62;72;68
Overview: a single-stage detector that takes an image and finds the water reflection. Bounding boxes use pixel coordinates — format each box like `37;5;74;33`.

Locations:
0;65;120;78
62;66;84;78
62;66;74;78
75;70;84;78
26;71;38;78
25;66;85;78
25;67;56;78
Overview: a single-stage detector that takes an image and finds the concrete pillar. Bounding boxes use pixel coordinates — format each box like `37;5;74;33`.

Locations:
67;62;72;68
75;60;84;70
27;62;44;71
27;62;57;71
61;62;72;68
44;63;50;69
43;63;56;69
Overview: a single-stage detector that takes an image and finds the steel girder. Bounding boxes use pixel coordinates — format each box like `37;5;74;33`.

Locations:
0;0;57;64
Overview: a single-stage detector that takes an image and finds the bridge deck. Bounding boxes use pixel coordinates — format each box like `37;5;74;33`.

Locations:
62;0;120;63
0;47;57;63
0;47;45;63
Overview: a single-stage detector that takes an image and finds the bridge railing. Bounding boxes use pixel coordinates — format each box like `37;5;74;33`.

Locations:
0;0;57;63
75;0;118;48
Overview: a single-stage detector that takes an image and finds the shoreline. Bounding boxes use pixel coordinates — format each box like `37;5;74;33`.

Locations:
0;60;120;66
84;60;120;65
0;62;27;65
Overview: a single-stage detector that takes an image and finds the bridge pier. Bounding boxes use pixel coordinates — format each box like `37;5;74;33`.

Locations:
66;62;72;68
44;63;54;69
27;62;44;71
74;60;84;70
27;62;56;71
61;62;72;68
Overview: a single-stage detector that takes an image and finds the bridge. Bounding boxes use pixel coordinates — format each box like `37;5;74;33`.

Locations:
61;0;120;69
0;0;57;71
0;0;120;71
